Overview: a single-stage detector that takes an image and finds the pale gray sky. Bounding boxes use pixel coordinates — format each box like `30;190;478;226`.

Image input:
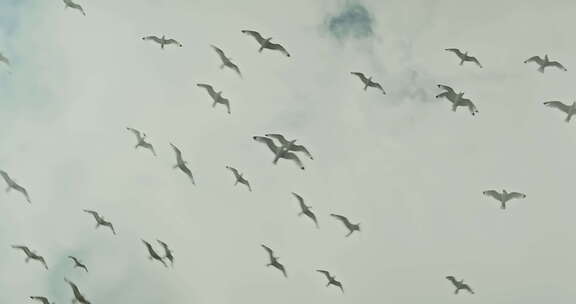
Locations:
1;0;576;303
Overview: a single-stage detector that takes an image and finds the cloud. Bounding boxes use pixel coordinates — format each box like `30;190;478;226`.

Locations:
324;0;374;41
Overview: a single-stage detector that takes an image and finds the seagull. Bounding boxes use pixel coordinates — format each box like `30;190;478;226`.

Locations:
170;143;195;184
64;278;91;304
211;45;242;77
142;240;167;267
142;35;182;49
261;244;287;277
252;136;305;170
524;55;567;73
292;192;318;228
330;214;360;237
544;100;576;122
482;189;526;210
273;139;297;165
0;170;31;203
446;276;474;295
0;51;10;66
63;0;86;16
436;89;479;116
83;209;116;235
265;133;314;160
241;30;290;57
225;166;252;192
30;296;54;304
156;239;174;267
197;83;231;114
350;72;386;94
445;48;482;68
317;270;344;293
126;127;156;156
11;245;48;270
68;256;88;272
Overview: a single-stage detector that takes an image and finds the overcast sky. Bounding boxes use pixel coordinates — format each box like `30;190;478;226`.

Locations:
1;0;576;303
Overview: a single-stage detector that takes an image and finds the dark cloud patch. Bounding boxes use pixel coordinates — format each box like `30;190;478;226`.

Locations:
325;1;374;40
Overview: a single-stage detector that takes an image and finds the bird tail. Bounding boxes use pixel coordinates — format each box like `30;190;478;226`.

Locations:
500;202;506;210
538;65;545;73
212;101;217;108
258;46;264;52
566;114;572;123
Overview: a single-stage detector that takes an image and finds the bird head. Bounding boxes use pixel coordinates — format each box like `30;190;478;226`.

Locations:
265;37;272;43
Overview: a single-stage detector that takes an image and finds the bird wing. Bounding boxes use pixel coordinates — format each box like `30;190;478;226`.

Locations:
126;127;142;140
211;45;227;61
330;213;351;226
83;209;101;221
506;192;526;200
369;81;386;93
316;270;331;280
68;256;80;263
12;245;31;255
241;30;266;44
283;152;305;170
291;192;305;207
437;84;456;95
165;38;182;46
483;190;503;201
292;144;313;159
0;170;13;184
30;296;49;304
197;83;218;100
351;72;368;83
267;42;290;57
226;166;241;178
253;136;280;154
446;276;459;286
143;36;162;43
549;61;567;71
524;55;544;65
445;48;464;57
460;98;479;115
276;262;288;277
468;56;482;67
261;244;274;259
265;133;289;145
170;143;184;163
544;101;571;114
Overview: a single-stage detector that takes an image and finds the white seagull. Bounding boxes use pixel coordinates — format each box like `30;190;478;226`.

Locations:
482;189;526;210
170;143;195;184
157;239;174;267
11;245;48;270
524;55;567;73
265;133;314;160
142;35;182;49
252;136;305;170
211;45;242;77
446;276;474;294
30;296;54;304
126;127;156;156
225;166;252;192
292;192;318;228
261;244;287;277
350;72;386;94
330;214;360;237
0;170;31;203
64;278;91;304
197;83;231;114
317;270;344;293
68;256;88;272
544;100;576;122
241;30;290;57
436;87;478;116
63;0;86;16
83;209;116;235
142;239;167;267
445;48;482;68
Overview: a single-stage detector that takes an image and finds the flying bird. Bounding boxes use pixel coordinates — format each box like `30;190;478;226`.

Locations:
83;209;116;235
350;72;386;94
292;192;318;228
68;256;88;272
265;133;314;160
0;51;10;66
261;244;287;277
253;136;305;170
435;89;479;116
225;166;252;192
435;84;457;99
64;278;91;304
317;270;344;293
330;214;360;237
126;127;156;156
446;276;474;294
445;48;482;68
156;239;174;267
142;240;167;267
197;83;231;114
273;139;297;165
482;189;526;210
0;170;31;203
241;30;290;57
211;45;242;77
142;35;182;49
11;245;48;270
63;0;86;16
524;55;567;73
544;100;576;122
30;296;54;304
170;143;195;184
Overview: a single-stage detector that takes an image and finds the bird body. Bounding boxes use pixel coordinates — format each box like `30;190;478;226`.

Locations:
351;72;386;94
446;276;474;294
0;170;31;203
127;127;156;156
292;192;318;228
544;100;576;122
142;35;182;49
63;0;86;16
64;278;91;304
197;83;231;114
241;30;290;57
436;85;479;116
170;143;196;184
330;214;360;237
265;134;314;160
445;48;482;67
483;189;526;209
253;136;305;170
12;245;48;269
83;209;116;235
211;45;242;77
525;55;567;73
317;270;344;293
226;166;252;191
261;244;287;277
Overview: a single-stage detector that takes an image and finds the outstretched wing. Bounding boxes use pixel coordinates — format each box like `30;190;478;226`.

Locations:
261;244;274;259
549;61;567;71
126;127;142;140
197;83;218;99
369;81;386;94
165;38;182;47
265;133;289;145
283;151;305;170
11;245;31;256
241;30;266;44
142;35;162;44
0;170;13;184
445;48;464;57
544;101;571;114
83;209;101;220
437;84;456;95
482;190;503;201
330;213;351;226
291;192;305;207
524;55;544;65
506;192;526;200
226;166;240;178
292;144;314;160
351;72;368;83
170;143;184;163
316;269;331;280
267;42;290;57
211;45;227;61
468;56;482;68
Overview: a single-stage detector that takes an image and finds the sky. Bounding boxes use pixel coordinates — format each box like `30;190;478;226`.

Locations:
1;0;576;303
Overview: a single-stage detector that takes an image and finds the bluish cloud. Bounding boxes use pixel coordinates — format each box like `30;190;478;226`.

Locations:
325;0;374;40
